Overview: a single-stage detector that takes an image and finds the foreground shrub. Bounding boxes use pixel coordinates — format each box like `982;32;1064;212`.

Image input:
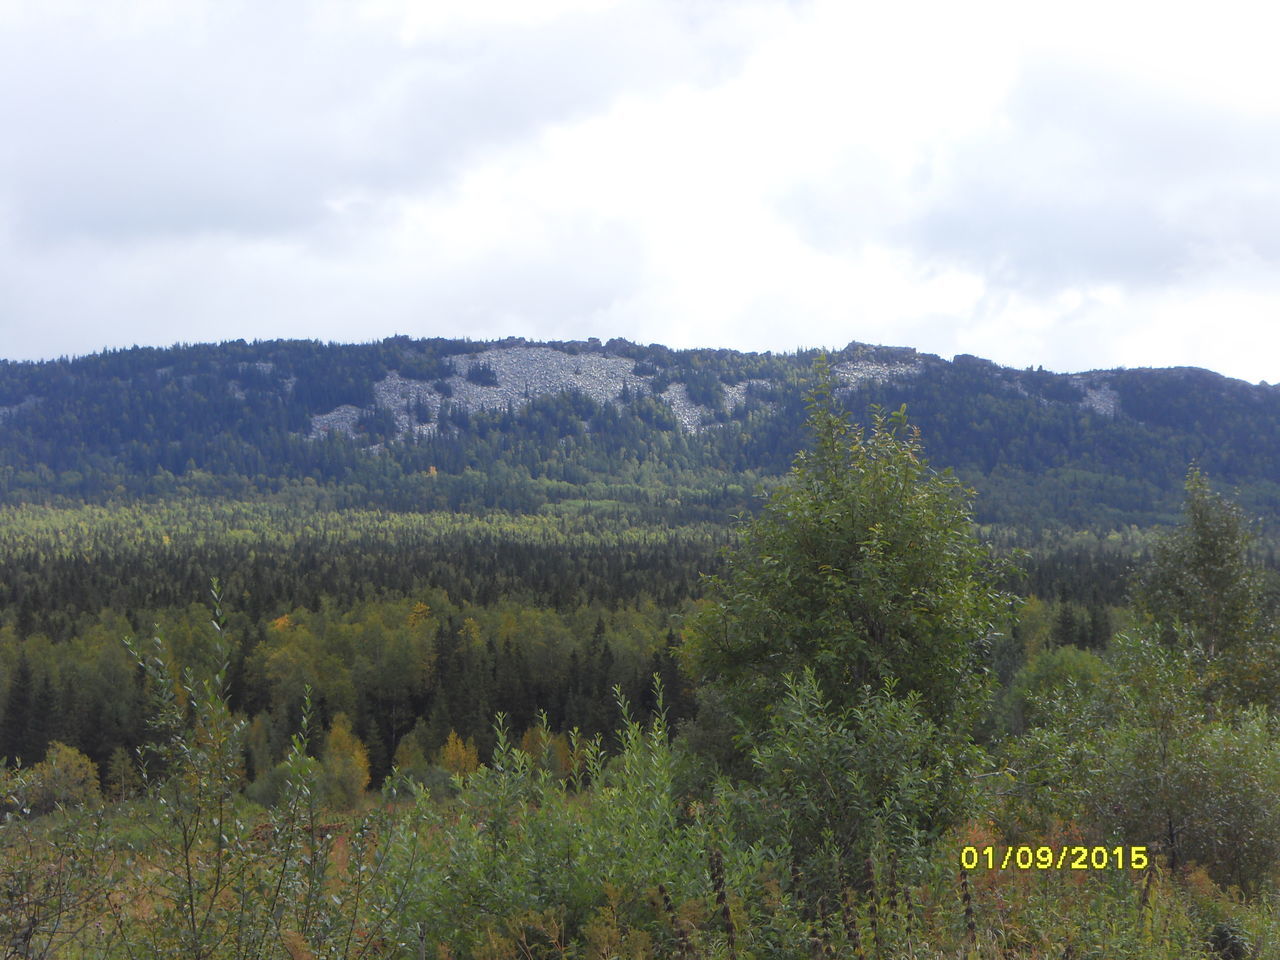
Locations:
1095;703;1280;894
7;741;102;817
750;669;980;899
1081;633;1280;893
1001;643;1107;735
379;697;792;956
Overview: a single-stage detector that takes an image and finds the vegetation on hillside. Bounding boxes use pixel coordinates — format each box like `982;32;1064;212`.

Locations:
6;335;1280;528
3;356;1280;957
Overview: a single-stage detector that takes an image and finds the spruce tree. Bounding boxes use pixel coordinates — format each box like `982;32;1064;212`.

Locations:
1;654;32;764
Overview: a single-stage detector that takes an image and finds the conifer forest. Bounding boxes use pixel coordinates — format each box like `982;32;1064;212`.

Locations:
4;337;1280;958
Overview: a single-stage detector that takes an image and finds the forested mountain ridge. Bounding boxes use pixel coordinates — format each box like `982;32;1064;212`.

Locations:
3;334;1280;528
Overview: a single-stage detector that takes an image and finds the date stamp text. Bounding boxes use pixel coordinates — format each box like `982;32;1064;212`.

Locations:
960;845;1149;871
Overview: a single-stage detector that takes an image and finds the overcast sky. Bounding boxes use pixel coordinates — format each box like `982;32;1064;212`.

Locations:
2;0;1279;382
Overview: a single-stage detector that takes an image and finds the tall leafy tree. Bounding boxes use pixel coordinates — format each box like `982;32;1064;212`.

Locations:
1133;467;1279;707
1135;467;1263;655
681;362;1011;876
321;712;371;810
683;360;1009;737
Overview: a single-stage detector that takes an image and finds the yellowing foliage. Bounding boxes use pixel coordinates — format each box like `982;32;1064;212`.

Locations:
459;617;483;649
438;730;479;778
281;930;317;960
518;725;573;776
519;725;548;757
322;713;370;810
393;734;427;773
407;601;433;628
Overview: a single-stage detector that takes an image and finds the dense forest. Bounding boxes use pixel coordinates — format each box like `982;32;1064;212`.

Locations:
3;340;1280;957
5;334;1280;525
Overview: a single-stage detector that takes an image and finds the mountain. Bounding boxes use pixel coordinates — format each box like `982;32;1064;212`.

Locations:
3;335;1280;528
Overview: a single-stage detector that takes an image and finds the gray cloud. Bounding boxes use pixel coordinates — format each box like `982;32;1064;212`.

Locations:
899;59;1280;292
0;1;738;245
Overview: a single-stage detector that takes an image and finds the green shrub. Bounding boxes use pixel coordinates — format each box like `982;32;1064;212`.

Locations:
22;741;102;816
1001;644;1107;735
750;669;979;896
1090;633;1280;893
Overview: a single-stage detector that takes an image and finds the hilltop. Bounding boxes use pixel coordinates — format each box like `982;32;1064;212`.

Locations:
3;335;1280;528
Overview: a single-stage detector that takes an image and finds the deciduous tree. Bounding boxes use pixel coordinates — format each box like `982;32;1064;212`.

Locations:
321;712;370;809
1134;467;1279;708
683;360;1008;738
682;361;1010;872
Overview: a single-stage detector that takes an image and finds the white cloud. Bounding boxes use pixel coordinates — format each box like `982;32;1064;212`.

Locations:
2;0;1280;384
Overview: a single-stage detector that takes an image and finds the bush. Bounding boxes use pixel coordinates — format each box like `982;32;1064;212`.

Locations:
750;670;979;894
1095;705;1280;893
383;698;783;956
1089;633;1280;892
683;371;1009;741
244;760;291;807
8;742;103;817
1133;467;1278;709
1001;644;1107;735
682;364;1009;872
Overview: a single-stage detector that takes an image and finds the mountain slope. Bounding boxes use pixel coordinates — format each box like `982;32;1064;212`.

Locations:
2;335;1278;528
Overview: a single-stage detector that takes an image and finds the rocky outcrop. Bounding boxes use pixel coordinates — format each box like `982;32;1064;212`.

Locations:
305;344;967;440
305;341;1145;441
660;383;706;432
309;404;365;439
1071;375;1121;417
449;347;648;407
832;357;925;387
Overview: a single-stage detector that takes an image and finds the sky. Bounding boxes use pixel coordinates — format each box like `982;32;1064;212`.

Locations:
2;0;1280;382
